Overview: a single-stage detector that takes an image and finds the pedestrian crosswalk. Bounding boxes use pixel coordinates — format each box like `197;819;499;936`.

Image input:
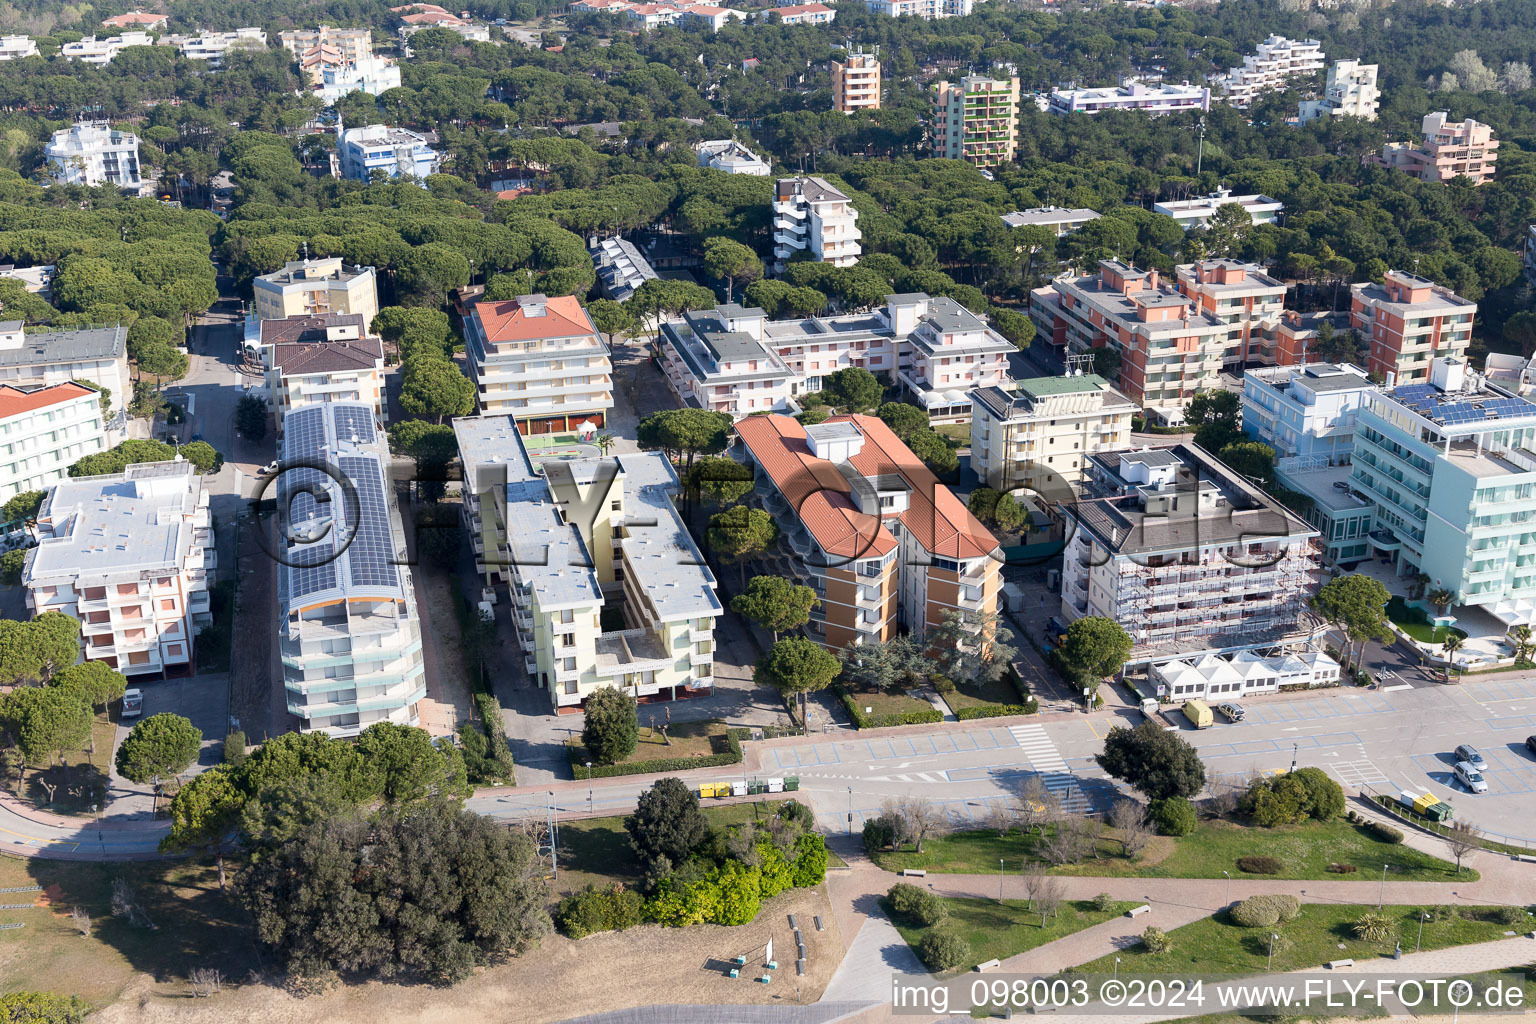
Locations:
1009;723;1090;812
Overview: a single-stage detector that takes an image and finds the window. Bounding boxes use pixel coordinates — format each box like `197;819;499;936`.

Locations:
560;633;575;648
160;599;176;612
559;609;574;624
165;644;183;657
126;651;150;666
611;500;621;511
562;657;576;671
116;583;139;596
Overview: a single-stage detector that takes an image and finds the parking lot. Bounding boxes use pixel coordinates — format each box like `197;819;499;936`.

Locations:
106;671;230;822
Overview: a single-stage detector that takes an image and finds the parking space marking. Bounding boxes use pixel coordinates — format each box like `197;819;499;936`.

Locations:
1330;759;1391;788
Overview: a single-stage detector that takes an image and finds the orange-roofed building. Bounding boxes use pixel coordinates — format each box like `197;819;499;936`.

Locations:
733;413;1001;651
0;382;108;502
465;293;613;434
102;10;167;29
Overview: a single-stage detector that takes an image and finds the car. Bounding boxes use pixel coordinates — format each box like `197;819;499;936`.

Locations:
1453;744;1486;771
1525;735;1536;757
258;461;278;475
1217;702;1246;722
121;688;143;718
1453;760;1488;794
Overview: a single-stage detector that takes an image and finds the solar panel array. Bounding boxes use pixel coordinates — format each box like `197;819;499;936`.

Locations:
1390;384;1536;426
333;405;376;445
339;454;399;590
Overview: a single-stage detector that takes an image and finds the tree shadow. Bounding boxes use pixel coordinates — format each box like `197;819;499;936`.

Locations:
22;763;110;816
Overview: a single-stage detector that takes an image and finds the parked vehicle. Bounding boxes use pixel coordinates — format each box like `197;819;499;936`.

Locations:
121;688;143;718
1452;760;1488;794
1217;702;1246;722
259;461;278;475
1138;697;1176;731
1453;744;1486;770
1181;699;1213;729
1526;735;1536;757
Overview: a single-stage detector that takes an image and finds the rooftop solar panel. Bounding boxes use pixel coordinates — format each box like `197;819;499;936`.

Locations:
339;454;399;590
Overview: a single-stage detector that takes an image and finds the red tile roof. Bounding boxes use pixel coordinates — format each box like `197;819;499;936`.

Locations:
272;337;384;376
0;382;95;420
734;414;896;561
102;11;165;26
472;295;597;343
770;3;832;14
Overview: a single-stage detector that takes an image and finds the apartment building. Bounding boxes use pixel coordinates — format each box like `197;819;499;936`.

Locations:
679;6;746;31
252;257;379;328
772;176;862;272
1217;35;1325;110
864;0;970;18
278;403;426;736
102;11;166;29
44;122;142;188
0;383;107;502
1298;60;1380;123
313;55;402;102
164;28;267;66
24;460;213;677
279;26;373;64
832;50;881;112
970;373;1136;498
1350;356;1536;628
455;415;721;712
260;314;386;432
1247;309;1346;369
1273;458;1374;566
0;264;53;297
398;18;491;53
696;139;771;176
591;237;658;302
1242;362;1375;463
1173;259;1287;364
1153;189;1284;231
0;35;38;60
1002;206;1100;236
464;293;613;433
1483;352;1536;396
1031;260;1231;420
1369;112;1499;185
765;3;835;24
734;414;1002;650
1059;445;1321;664
59;32;154;63
1047;80;1210;116
0;322;129;417
1350;269;1475;385
338;123;442;181
932;75;1020;167
895;294;1013;423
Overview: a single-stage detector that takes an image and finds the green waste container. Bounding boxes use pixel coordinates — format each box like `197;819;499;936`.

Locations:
748;781;767;795
784;776;800;792
1424;801;1453;822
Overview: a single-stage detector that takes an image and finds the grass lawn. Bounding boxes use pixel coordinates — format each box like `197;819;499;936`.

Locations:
842;685;937;719
941;676;1026;714
871;818;1473;881
1075;903;1525;976
0;853;255;1010
17;710;115;816
568;718;731;769
1386;596;1467;644
553;799;794;896
936;423;971;446
894;897;1133;973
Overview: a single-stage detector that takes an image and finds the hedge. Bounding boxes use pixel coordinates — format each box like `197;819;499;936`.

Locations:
466;690;516;784
837;687;943;729
956;700;1039;721
573;729;744;779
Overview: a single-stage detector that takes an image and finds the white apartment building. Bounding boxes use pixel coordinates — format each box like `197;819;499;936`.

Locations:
313;54;402;102
696;139;771;176
1002;207;1101;236
278;403;425;736
44;122;142;189
863;0;970;18
1048;80;1210;116
251;257;379;327
464;294;613;433
1217;35;1325;110
1059;445;1321;665
0;35;38;60
679;5;747;31
0;264;54;297
591;237;658;302
895;294;1013;423
456;415;721;713
398;19;492;53
59;31;155;64
259;313;386;432
0;322;130;417
1154;189;1283;231
970;373;1137;498
24;460;214;677
338;123;441;181
279;26;373;64
0;383;107;502
764;3;835;24
1242;362;1375;463
1298;60;1380;123
164;28;267;66
772;176;861;272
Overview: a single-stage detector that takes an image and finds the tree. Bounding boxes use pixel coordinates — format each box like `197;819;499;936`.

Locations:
1096;723;1207;801
701;236;763;302
1107;798;1151;856
397;243;471;305
839;633;921;691
1313;319;1357;364
581;686;639;766
587;299;637;338
398;355;476;424
355;722;469;805
927;609;1017;684
876;401;929;441
47;662;126;714
756;637;840;719
636;408;733;478
626;777;710;869
731;576;818;640
0;992;90;1023
1503;311;1536;359
115;714;202;809
235;394;267;442
387;420;459;499
237;730;378;806
179;441;223;475
1;490;44;523
372;306;453;361
1218;441;1277;486
1442;632;1465;682
888;796;944;853
1508;624;1535;667
0;550;25;587
1311;574;1392;676
1186;389;1242;453
820;367;883;413
161;765;244;888
685;455;753;508
1444;820;1481;874
904;426;959;476
1057;616;1133;685
0;685;93;788
992;307;1035;349
136;342;189;387
707;505;778;587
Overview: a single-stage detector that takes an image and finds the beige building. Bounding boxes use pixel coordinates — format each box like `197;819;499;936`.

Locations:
832;50;881;113
24;461;214;677
456;415;721;714
279;25;373;65
260;314;386;432
1369;112;1498;185
0;322;130;418
464;294;613;434
970;374;1137;500
932;75;1019;167
251;257;379;328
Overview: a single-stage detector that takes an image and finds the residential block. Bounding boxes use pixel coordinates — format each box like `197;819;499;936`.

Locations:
1349;269;1475;386
44;122;142;189
832;50;881;112
970;373;1137;498
259;314;386;432
252;257;379;328
0;383;108;502
772;176;861;271
0;322;130;417
1047;80;1210;116
1298;60;1380;123
464;293;613;433
1369;112;1498;185
932;75;1019;167
1217;35;1325;109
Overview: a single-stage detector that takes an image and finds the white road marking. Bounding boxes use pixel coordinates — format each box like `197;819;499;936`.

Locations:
1382;684;1412;692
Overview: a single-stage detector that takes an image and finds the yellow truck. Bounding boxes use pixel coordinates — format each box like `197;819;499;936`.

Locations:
1182;699;1214;729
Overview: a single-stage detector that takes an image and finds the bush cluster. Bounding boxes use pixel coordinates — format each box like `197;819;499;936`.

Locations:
1241;767;1345;826
1236;855;1283;875
955;700;1039;721
1230;894;1302;928
640;832;827;930
1326;862;1359;874
1141;926;1171;953
886;883;949;926
918;931;972;971
1365;821;1405;844
837;687;943;729
556;885;645;939
1150;796;1197;836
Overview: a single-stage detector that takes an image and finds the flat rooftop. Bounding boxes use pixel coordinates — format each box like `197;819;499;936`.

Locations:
27;460;202;581
1384;382;1536;428
1276;462;1372;514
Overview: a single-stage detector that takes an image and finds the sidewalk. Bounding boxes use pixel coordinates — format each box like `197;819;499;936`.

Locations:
0;788;165;831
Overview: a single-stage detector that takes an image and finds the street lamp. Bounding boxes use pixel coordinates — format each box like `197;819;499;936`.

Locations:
585;761;593;817
1267;933;1278;973
1222;869;1231;908
1114;957;1121;980
1379;863;1388;909
1416;910;1427;952
847;786;853;835
999;858;1005;904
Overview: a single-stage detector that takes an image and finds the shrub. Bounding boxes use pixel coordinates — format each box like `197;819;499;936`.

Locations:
863;814;898;853
1352;912;1395;943
1346;810;1358;823
1141;925;1171;953
931;674;956;694
1150;796;1197;837
1492;905;1530;926
954;700;1039;720
886;883;948;926
1327;862;1359;874
1365;821;1404;844
556;885;645;939
918;932;971;971
1092;892;1116;913
792;832;827;887
1231;895;1301;928
1236;855;1283;875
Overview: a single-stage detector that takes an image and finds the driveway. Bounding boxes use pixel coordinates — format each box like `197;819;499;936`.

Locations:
106;671;230;822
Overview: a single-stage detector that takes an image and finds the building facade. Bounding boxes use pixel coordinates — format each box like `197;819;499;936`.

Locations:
0;383;107;502
1047;80;1210;116
1298;60;1380;123
863;0;971;19
1001;207;1100;236
932;75;1019;167
165;28;267;65
261;314;386;432
970;373;1136;498
252;257;379;328
1369;112;1499;185
278;404;426;736
313;55;402;102
1349;269;1475;386
832;50;881;112
765;3;835;24
1172;259;1288;365
338;123;442;180
464;294;613;433
59;32;154;63
695;139;771;176
591;237;658;302
279;26;373;64
0;35;39;60
24;461;213;677
44;122;142;188
734;414;1002;650
1217;35;1325;109
894;294;1013;423
456;415;721;712
0;322;130;417
1242;362;1375;463
1153;189;1283;231
772;176;862;271
1273;458;1374;567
